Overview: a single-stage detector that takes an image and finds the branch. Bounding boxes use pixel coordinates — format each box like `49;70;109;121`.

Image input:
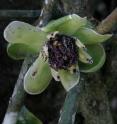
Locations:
35;0;56;27
0;10;40;19
96;8;117;34
58;77;84;124
2;55;35;124
60;0;90;16
2;0;56;124
58;3;115;124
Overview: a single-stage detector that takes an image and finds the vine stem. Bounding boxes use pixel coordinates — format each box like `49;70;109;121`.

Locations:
2;0;56;124
0;10;40;18
96;7;117;34
58;77;84;124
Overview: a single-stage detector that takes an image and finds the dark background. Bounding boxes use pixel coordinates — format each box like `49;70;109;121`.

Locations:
0;0;117;124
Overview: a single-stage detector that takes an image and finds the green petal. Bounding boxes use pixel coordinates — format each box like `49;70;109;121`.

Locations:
7;43;37;60
58;66;80;91
79;44;106;73
17;106;42;124
42;14;87;35
24;55;52;95
73;27;112;44
4;21;47;59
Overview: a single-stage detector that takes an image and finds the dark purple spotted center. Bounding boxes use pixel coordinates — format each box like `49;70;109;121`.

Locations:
47;33;78;70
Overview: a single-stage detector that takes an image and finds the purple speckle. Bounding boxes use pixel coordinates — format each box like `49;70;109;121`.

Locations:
47;33;78;70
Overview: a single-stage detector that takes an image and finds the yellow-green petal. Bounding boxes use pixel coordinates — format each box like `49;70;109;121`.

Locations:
17;106;42;124
79;48;93;64
24;55;52;95
42;14;87;36
73;27;112;44
79;44;106;73
58;66;80;91
4;21;47;59
7;43;37;60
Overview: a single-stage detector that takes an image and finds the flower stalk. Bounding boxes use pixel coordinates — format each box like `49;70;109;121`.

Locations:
58;77;84;124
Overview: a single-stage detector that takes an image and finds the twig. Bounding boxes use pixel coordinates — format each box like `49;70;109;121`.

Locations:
96;8;117;34
2;55;35;124
2;0;56;124
58;77;84;124
60;0;89;16
0;10;40;19
35;0;56;27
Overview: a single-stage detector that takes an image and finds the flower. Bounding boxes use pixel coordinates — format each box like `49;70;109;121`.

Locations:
4;14;112;94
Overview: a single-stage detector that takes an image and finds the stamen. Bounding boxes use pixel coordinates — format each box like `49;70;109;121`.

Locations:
87;58;93;64
40;45;48;62
79;48;93;64
47;31;59;39
76;39;87;51
51;68;60;81
68;65;80;74
47;32;78;70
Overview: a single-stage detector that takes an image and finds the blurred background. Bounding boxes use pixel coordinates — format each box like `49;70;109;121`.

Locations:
0;0;117;124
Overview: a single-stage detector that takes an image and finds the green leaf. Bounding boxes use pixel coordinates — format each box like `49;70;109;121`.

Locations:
58;67;80;91
17;106;42;124
7;43;37;60
73;27;112;44
79;44;106;73
24;55;52;95
42;14;87;36
4;21;47;59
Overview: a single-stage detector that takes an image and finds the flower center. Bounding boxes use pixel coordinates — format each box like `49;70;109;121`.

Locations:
47;32;78;70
